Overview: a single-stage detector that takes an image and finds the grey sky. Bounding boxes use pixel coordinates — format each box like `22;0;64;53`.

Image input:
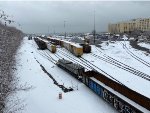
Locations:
0;1;150;34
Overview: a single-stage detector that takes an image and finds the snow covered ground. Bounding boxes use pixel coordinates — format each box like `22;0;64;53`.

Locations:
55;40;150;99
11;37;117;113
138;42;150;50
89;41;150;98
9;37;150;113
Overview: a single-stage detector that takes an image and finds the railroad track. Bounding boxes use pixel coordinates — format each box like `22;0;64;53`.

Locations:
31;40;57;64
42;50;57;64
91;53;150;81
57;49;93;71
120;42;150;68
59;48;125;85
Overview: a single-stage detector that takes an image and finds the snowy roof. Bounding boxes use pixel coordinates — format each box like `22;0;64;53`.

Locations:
63;40;82;48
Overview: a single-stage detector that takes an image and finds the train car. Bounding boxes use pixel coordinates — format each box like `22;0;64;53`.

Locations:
69;43;83;57
47;43;56;53
63;40;70;50
82;70;150;112
47;37;63;46
34;37;47;50
80;43;91;53
47;37;83;56
57;59;84;80
56;58;149;112
63;40;83;57
87;77;142;113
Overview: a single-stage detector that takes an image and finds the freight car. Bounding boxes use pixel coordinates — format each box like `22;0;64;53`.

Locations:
57;59;84;80
34;37;47;50
63;41;83;57
47;37;63;46
56;58;150;113
82;71;146;113
47;43;56;53
34;37;57;53
79;43;91;53
47;37;86;56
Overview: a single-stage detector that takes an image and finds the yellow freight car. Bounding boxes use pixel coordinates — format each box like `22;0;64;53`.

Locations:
68;42;83;57
47;43;56;53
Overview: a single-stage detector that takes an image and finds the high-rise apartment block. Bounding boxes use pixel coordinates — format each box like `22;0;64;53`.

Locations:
108;18;150;34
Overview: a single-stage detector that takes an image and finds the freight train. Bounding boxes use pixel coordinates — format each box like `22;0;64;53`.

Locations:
57;58;150;113
34;37;47;50
47;37;91;56
63;40;83;57
34;37;56;53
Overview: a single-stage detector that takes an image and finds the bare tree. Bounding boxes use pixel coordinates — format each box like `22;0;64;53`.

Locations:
0;9;32;112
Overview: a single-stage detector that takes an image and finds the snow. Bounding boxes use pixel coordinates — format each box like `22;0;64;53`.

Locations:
63;40;82;48
91;77;150;113
138;42;150;50
12;37;117;113
10;36;150;113
86;41;150;99
122;35;128;40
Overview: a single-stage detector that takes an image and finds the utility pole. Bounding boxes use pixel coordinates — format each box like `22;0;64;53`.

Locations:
64;21;66;38
53;26;55;35
48;26;50;36
93;10;96;44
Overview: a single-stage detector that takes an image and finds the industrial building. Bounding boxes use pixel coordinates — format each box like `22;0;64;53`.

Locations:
108;18;150;34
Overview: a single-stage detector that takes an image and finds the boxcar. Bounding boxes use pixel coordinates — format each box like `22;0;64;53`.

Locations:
34;37;47;50
82;70;150;112
90;77;143;113
69;43;83;57
63;41;70;50
47;43;56;53
80;43;91;53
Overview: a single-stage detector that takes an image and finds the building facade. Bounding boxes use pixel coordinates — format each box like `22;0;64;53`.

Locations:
108;18;150;34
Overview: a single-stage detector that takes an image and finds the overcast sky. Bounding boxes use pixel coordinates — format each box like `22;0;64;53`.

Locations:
0;1;150;34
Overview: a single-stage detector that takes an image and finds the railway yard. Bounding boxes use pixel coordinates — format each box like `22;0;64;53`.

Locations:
12;36;150;113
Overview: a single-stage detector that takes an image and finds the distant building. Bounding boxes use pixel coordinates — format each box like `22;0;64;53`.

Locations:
108;18;150;34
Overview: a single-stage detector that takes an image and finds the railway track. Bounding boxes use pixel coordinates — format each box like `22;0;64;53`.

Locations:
59;48;125;85
94;46;150;81
80;57;125;85
91;53;150;81
120;42;150;68
31;41;57;64
57;49;93;71
42;50;57;64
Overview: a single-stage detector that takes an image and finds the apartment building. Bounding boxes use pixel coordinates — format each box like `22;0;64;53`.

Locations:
108;18;150;34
